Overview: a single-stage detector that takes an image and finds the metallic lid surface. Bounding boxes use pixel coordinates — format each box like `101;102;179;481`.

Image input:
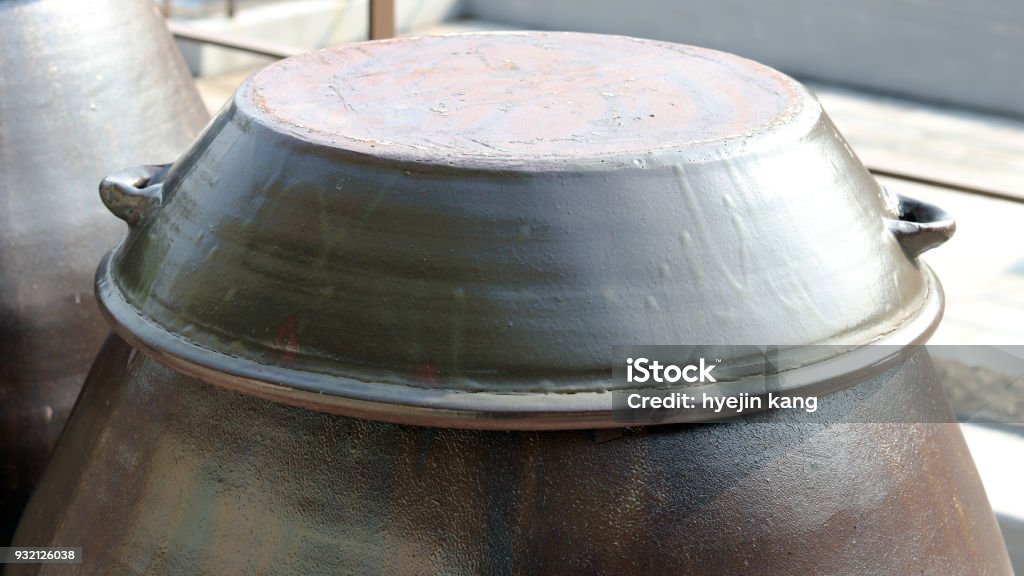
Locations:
96;32;951;428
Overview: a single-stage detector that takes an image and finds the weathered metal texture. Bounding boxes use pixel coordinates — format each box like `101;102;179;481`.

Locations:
0;0;210;544
10;338;1012;574
95;32;953;427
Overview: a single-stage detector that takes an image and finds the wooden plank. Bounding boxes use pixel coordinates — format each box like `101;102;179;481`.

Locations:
370;0;395;40
167;21;304;59
813;84;1024;202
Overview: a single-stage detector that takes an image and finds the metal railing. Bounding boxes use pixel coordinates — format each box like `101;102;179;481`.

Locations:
161;0;266;20
162;0;394;54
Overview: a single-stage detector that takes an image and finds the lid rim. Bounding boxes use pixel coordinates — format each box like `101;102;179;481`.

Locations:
95;251;944;430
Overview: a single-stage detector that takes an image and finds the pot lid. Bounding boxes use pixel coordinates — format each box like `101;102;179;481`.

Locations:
96;32;952;429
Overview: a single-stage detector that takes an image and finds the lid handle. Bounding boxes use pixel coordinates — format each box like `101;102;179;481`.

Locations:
887;193;956;259
99;164;171;227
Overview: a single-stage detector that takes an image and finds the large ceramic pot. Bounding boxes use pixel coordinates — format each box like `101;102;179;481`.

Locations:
11;32;1011;574
0;0;210;543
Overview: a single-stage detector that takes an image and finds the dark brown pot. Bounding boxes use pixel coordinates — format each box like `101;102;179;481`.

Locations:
10;338;1011;575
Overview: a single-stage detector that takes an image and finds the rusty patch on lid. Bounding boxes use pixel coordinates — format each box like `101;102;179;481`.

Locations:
246;32;807;163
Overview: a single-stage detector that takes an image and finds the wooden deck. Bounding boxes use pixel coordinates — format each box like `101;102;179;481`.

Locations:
814;84;1024;203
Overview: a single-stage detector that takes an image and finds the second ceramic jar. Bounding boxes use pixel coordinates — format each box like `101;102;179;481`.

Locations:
0;0;209;544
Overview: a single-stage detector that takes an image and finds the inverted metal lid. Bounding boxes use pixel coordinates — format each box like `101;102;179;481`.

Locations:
96;32;951;429
248;31;803;164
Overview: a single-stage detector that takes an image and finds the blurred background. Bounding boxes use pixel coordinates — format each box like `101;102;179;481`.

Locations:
161;0;1023;569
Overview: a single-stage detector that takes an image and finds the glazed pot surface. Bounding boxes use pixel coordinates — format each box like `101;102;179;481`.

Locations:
11;338;1012;575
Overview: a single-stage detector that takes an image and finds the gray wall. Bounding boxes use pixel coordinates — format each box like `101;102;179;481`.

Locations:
464;0;1024;118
